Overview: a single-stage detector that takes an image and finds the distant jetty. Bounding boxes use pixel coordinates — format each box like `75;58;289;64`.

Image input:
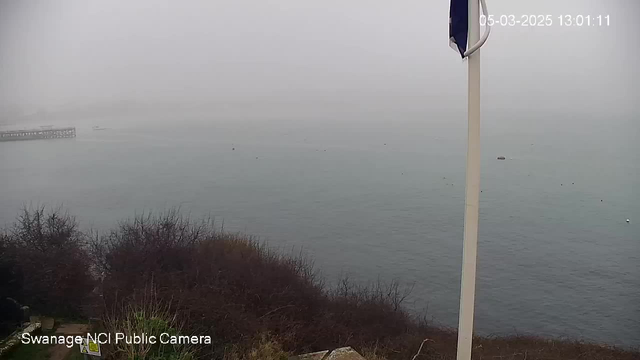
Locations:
0;126;76;142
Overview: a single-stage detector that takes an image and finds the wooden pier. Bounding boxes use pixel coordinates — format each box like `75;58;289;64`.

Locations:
0;127;76;142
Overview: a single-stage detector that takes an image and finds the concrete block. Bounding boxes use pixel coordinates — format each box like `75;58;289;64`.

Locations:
0;322;41;357
289;350;330;360
291;347;366;360
325;347;366;360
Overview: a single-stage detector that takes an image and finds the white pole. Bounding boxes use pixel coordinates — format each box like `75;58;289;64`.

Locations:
456;0;481;359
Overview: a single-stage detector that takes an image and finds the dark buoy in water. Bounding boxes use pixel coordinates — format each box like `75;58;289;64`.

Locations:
601;199;603;202
497;156;506;160
232;147;235;151
627;219;630;223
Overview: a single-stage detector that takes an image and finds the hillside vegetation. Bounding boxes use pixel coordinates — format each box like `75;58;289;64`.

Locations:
1;207;638;360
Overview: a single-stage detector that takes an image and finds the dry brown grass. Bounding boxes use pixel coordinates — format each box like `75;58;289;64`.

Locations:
224;334;289;360
103;287;194;360
365;331;640;360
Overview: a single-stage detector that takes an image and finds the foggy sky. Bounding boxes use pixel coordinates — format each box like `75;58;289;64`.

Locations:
1;0;638;118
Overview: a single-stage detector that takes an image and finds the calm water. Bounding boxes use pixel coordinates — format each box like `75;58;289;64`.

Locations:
1;113;638;346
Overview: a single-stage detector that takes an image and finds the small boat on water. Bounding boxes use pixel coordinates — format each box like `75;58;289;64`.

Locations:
92;126;107;131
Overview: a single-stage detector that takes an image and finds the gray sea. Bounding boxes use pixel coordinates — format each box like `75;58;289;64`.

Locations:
1;113;638;347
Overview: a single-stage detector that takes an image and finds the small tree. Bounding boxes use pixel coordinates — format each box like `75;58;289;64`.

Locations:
4;206;94;316
0;234;24;336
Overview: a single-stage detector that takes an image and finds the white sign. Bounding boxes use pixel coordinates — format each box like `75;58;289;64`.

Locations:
79;337;101;357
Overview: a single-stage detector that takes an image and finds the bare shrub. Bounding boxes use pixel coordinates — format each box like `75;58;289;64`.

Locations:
92;210;424;358
0;234;24;336
2;206;93;316
91;210;213;297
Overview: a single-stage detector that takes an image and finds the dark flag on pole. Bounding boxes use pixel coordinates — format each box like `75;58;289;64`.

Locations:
449;0;468;58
